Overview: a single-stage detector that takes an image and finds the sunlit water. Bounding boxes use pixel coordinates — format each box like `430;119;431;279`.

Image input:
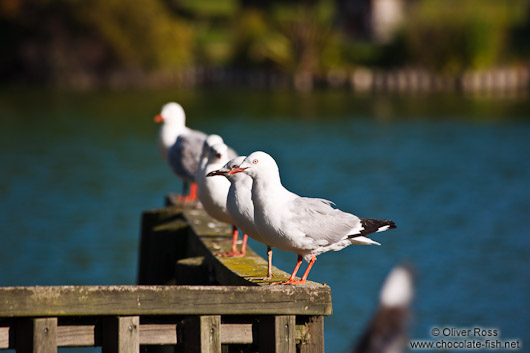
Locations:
1;89;529;352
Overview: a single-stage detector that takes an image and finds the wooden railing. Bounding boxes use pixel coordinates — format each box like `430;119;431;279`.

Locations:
0;202;332;352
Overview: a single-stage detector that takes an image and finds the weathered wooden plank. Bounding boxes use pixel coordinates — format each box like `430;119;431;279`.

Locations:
182;315;221;353
0;326;9;349
175;257;213;285
15;318;58;353
298;316;324;353
139;324;177;345
138;207;190;285
181;209;232;237
220;324;253;344
0;285;331;317
34;318;58;353
102;316;139;353
200;316;220;353
258;315;296;353
181;209;325;287
57;325;95;346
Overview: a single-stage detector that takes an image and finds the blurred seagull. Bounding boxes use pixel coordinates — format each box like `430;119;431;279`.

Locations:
207;156;274;279
195;134;237;182
154;102;206;201
228;151;396;284
352;265;415;353
198;142;247;257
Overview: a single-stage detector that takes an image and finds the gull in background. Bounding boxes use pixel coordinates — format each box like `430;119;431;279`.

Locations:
198;142;247;257
154;102;206;201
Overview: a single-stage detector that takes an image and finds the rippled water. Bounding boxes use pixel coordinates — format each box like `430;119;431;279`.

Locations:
1;89;529;352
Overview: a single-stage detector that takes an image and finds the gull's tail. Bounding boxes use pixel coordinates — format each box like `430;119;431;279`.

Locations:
359;218;396;236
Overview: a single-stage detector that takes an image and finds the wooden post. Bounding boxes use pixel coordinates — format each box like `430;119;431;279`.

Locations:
0;325;9;349
299;316;324;353
258;315;295;353
16;318;57;353
137;209;189;285
102;316;139;353
182;315;221;353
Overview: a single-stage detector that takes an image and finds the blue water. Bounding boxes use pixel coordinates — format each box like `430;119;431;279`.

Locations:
1;89;529;352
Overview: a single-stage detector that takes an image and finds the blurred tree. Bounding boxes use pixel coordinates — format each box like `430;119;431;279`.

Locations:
398;0;530;74
176;0;236;66
71;0;194;70
1;0;529;87
232;0;348;77
0;0;194;86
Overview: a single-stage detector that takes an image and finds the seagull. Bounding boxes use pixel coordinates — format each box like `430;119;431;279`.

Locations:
352;265;414;353
228;151;396;284
195;135;237;183
197;143;247;257
154;102;206;201
207;156;274;279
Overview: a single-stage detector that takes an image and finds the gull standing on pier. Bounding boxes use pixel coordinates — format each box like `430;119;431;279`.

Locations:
228;151;396;284
207;157;274;279
198;143;247;257
154;102;206;201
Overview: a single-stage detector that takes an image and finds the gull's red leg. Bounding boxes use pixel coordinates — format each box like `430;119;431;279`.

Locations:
272;255;303;285
187;183;198;201
175;182;198;202
287;255;303;281
239;233;248;256
273;254;315;285
296;254;316;284
217;226;245;257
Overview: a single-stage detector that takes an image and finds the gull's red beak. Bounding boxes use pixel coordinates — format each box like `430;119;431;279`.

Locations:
154;114;164;123
227;167;248;175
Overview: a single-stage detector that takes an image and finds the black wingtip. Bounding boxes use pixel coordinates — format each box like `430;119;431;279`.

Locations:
359;218;397;236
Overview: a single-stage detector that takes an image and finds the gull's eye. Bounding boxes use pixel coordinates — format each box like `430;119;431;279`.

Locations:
252;159;258;165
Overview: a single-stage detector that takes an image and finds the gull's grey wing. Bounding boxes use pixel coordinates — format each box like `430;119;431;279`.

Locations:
168;130;207;182
287;197;363;246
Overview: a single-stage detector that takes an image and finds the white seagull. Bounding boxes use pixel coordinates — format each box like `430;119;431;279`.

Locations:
352;265;414;353
195;135;237;183
154;102;206;201
207;156;274;279
229;151;396;284
198;143;247;257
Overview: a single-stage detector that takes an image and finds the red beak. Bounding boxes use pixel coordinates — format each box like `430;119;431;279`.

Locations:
154;114;164;123
227;167;248;175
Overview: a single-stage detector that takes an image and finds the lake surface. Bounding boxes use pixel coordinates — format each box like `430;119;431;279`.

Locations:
1;88;529;352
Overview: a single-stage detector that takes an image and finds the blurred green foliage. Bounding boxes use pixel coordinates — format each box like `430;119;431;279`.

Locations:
1;0;529;86
399;0;530;74
72;0;194;70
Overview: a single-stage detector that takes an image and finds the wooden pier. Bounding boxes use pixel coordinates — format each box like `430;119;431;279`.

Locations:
0;202;332;352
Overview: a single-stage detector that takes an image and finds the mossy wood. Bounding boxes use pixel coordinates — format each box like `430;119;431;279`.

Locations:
138;202;330;288
0;285;330;317
0;202;330;352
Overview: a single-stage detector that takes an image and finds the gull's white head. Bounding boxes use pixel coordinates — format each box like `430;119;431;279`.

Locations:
154;102;186;126
205;134;224;148
231;151;279;179
207;142;229;164
380;265;415;308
